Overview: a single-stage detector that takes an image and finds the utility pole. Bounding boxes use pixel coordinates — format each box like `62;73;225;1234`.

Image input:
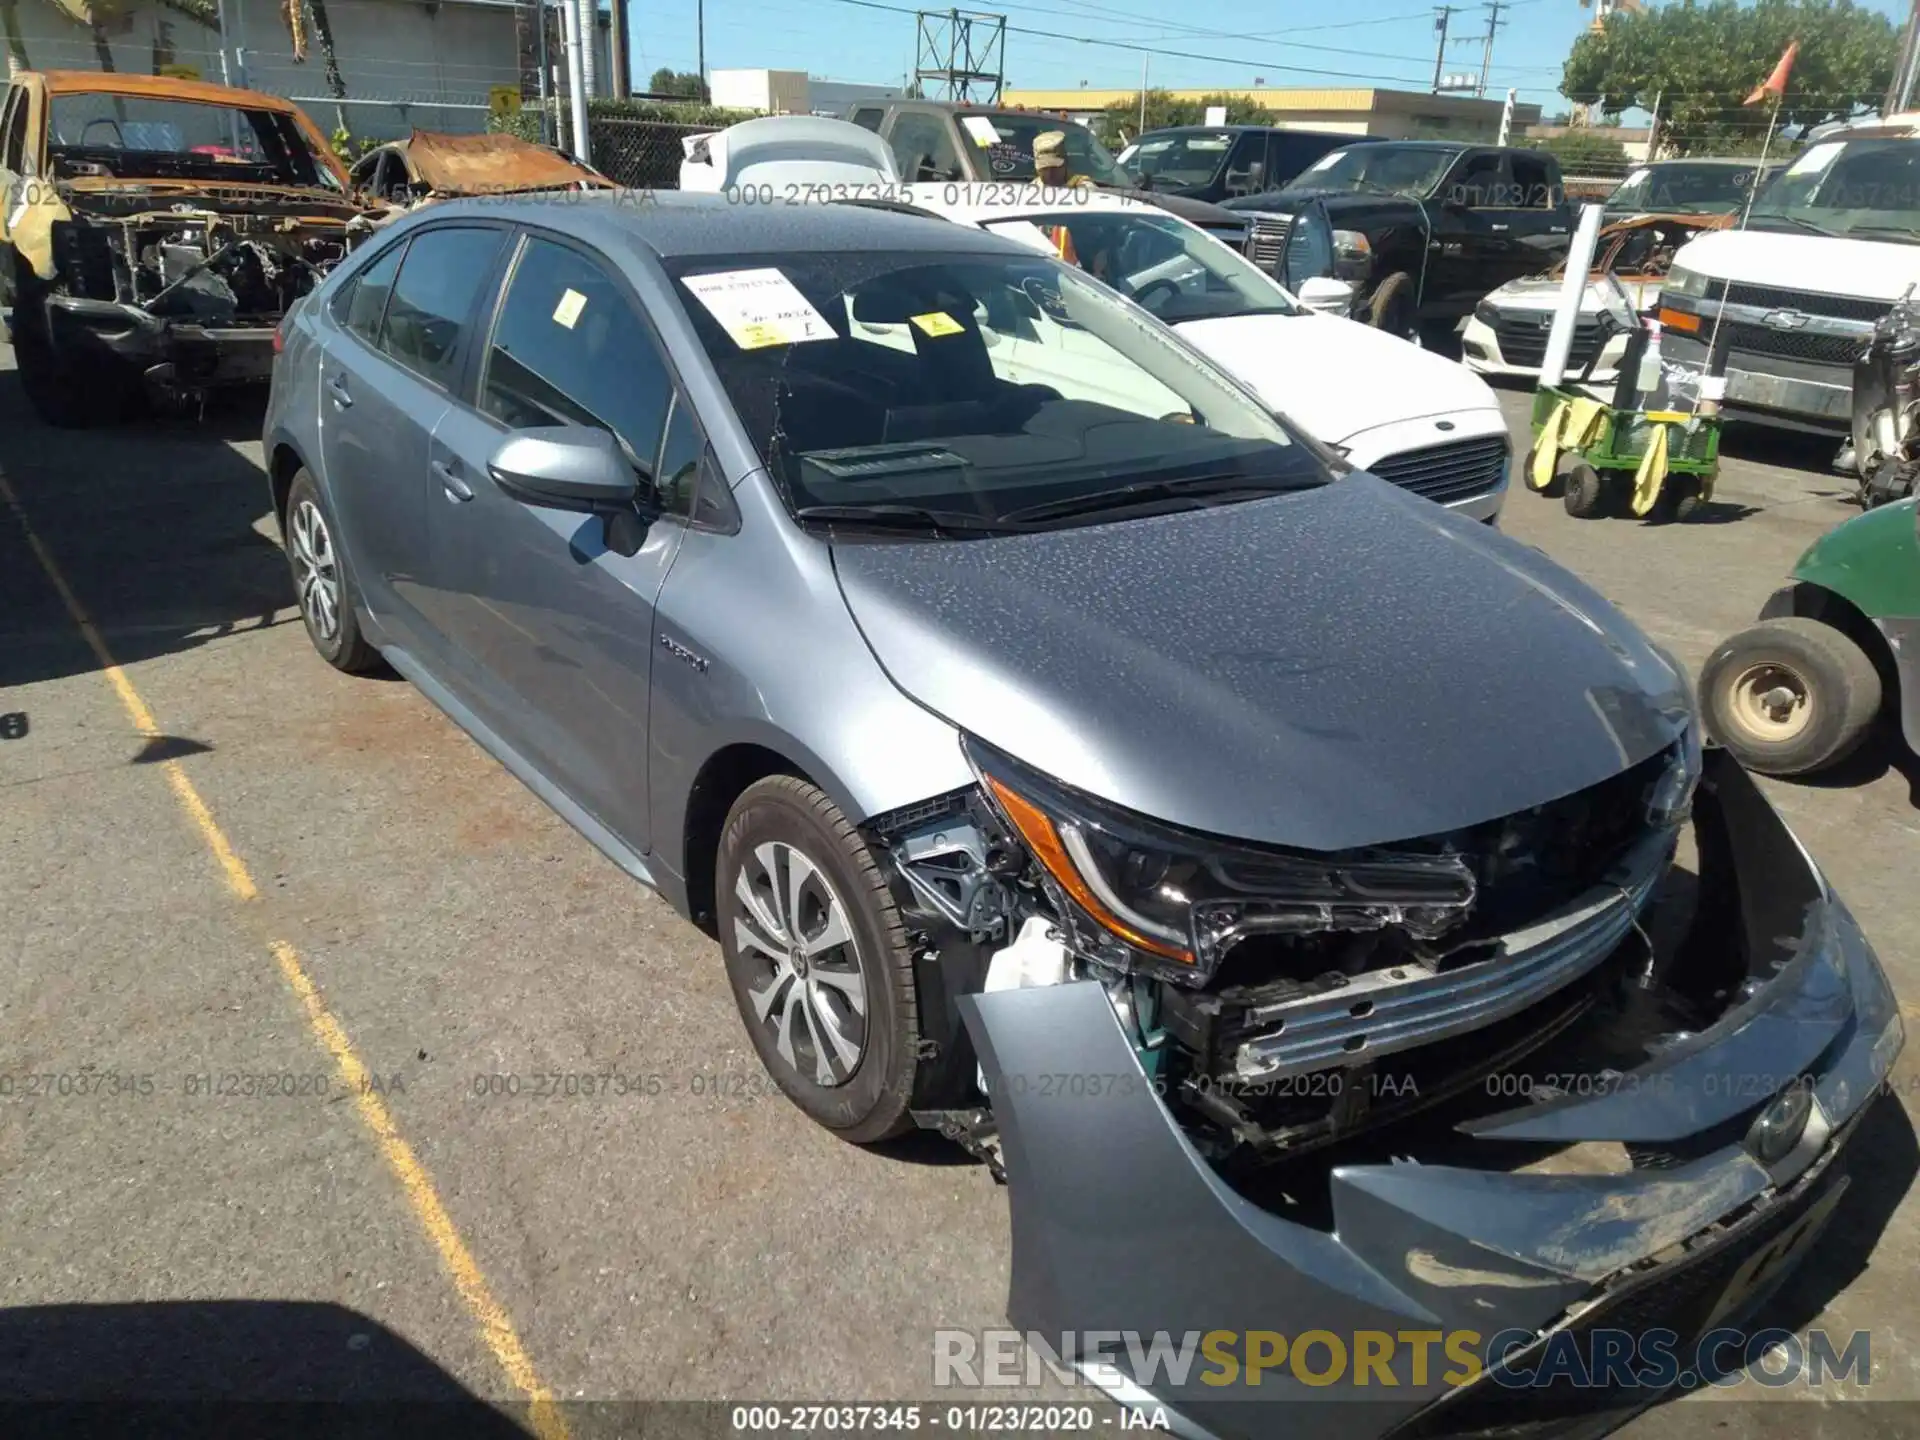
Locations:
1477;0;1505;100
1139;53;1148;135
609;0;630;98
1431;6;1457;94
698;0;708;101
1888;0;1920;116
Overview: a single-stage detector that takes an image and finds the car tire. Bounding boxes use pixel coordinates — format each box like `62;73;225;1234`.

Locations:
284;469;382;674
1561;460;1608;518
1699;618;1883;777
716;775;921;1145
1368;272;1417;340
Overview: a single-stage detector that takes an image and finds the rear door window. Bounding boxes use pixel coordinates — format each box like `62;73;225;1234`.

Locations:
850;107;885;132
338;236;408;341
378;225;505;389
1;89;25;173
480;233;674;476
887;112;963;182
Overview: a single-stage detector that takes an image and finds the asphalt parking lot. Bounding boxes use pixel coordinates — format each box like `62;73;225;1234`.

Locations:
3;343;1919;1438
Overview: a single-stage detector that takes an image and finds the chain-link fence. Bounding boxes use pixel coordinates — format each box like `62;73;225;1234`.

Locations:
588;117;721;189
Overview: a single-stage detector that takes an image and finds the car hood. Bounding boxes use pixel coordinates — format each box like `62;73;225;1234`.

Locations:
1483;275;1663;313
1173;311;1500;437
832;477;1689;850
1675;228;1920;298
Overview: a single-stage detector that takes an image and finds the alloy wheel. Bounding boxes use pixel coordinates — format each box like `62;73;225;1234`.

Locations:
289;498;341;645
733;841;868;1087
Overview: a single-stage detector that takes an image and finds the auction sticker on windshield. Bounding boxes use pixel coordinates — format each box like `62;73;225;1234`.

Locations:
910;311;964;337
681;268;836;350
1785;143;1843;179
961;116;1001;147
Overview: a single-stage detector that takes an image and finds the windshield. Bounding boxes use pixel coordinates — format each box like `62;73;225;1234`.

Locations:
1605;162;1769;215
47;93;340;190
1291;143;1458;197
959;112;1130;187
981;210;1297;324
667;249;1322;530
1127;131;1234;189
1747;139;1920;240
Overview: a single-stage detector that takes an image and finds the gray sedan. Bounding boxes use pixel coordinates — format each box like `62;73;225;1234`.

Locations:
266;192;1899;1435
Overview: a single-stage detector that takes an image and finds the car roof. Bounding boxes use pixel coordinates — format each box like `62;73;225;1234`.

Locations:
35;68;307;114
1640;156;1783;169
1139;125;1365;138
415;190;1025;260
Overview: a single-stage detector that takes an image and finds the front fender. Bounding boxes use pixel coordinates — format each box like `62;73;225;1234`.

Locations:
1787;498;1920;621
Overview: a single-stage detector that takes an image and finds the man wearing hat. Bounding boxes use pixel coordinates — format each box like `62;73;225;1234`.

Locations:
1032;129;1091;189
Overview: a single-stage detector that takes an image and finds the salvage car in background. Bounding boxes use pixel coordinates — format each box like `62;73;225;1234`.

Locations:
1702;497;1920;776
1604;156;1786;221
1224;140;1575;341
349;129;612;220
0;69;370;426
841;98;1250;252
1463;212;1729;381
267;190;1901;1434
1119;124;1384;202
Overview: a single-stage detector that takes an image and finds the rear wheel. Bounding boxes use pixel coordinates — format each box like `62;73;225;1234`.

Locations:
284;469;382;674
1700;618;1883;776
716;776;922;1144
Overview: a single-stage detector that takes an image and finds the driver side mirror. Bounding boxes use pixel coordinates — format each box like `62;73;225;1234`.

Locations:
489;426;649;514
1297;276;1355;316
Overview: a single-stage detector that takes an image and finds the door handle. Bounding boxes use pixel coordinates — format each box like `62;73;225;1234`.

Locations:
1489;223;1510;232
325;372;353;408
431;458;473;502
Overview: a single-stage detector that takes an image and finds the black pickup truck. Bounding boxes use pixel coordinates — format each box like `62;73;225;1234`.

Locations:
1225;140;1575;341
843;99;1250;252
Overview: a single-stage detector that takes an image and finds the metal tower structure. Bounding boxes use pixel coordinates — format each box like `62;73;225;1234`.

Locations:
914;10;1007;104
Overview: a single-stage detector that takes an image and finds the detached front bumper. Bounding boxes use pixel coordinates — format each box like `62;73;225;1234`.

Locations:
961;750;1901;1440
47;295;278;390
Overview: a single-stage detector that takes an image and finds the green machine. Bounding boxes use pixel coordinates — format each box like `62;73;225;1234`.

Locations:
1701;499;1920;776
1525;386;1722;522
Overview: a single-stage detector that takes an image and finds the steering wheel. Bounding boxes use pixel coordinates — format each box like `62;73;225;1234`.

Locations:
1131;277;1182;312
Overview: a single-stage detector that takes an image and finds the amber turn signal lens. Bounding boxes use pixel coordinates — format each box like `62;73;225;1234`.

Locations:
1657;307;1701;334
982;774;1195;963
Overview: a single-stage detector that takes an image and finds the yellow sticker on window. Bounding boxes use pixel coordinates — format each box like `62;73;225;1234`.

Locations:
910;311;964;337
552;288;587;328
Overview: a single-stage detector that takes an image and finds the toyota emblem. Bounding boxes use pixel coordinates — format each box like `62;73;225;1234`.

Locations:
1747;1078;1815;1164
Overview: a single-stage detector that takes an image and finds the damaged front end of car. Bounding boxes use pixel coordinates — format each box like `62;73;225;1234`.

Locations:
35;183;366;403
869;737;1901;1439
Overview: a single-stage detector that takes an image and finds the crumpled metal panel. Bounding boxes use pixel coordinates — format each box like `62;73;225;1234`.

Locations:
397;130;611;196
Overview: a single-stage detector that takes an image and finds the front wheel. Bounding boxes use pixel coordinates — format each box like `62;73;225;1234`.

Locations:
1368;271;1417;341
1699;617;1883;777
716;776;923;1144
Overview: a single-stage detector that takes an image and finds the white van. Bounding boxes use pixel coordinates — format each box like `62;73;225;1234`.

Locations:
1656;132;1920;433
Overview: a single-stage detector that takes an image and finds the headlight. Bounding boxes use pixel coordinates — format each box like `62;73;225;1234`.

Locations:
1664;266;1708;300
1473;300;1501;327
1332;229;1371;261
966;739;1475;986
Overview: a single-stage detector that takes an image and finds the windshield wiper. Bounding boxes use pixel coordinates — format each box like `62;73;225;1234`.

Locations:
1840;225;1920;245
793;503;1021;536
1750;212;1832;235
1001;473;1315;525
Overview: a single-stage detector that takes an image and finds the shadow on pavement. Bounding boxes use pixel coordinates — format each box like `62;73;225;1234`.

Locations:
1774;720;1920;809
0;361;293;692
0;1300;533;1438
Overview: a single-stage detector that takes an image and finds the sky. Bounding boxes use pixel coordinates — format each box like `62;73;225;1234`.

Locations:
621;0;1914;115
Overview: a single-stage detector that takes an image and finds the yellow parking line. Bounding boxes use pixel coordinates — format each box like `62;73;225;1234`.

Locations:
1;472;567;1440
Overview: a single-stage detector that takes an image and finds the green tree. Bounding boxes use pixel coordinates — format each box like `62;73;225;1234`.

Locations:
649;68;708;101
1561;0;1898;154
1092;89;1275;150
